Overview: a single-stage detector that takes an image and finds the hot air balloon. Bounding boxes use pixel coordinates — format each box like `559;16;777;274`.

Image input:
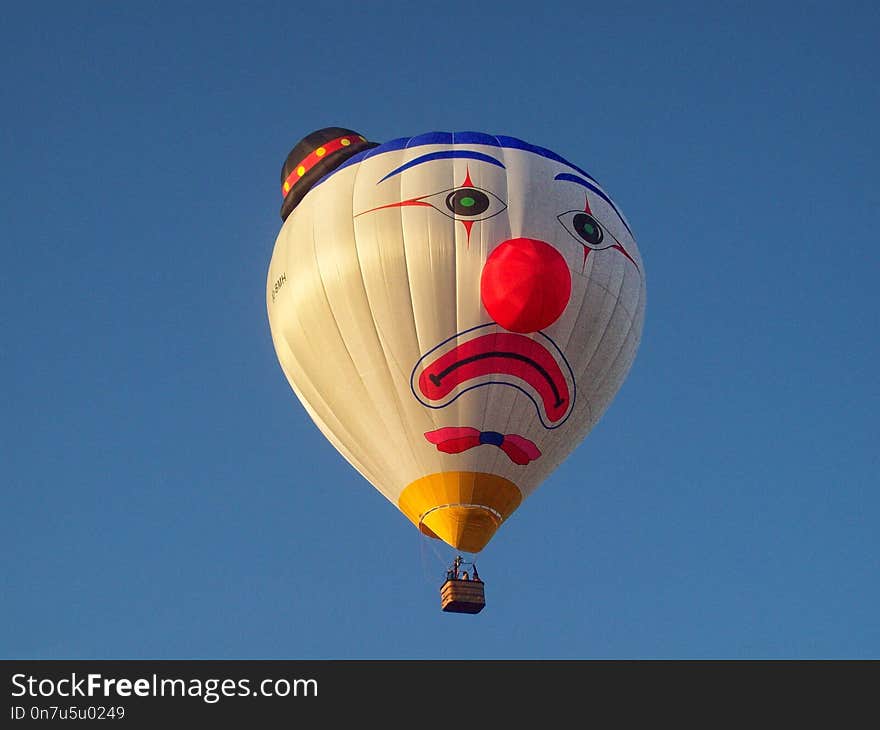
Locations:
266;129;645;611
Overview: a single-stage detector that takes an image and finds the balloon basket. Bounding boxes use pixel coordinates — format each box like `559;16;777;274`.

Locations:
440;578;486;614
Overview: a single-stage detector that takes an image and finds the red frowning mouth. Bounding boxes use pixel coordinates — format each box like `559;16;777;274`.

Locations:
410;325;575;428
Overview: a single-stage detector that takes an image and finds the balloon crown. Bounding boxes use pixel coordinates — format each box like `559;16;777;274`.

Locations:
279;127;378;221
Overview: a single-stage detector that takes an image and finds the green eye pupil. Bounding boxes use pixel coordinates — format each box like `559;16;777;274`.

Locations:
445;188;491;216
571;212;604;246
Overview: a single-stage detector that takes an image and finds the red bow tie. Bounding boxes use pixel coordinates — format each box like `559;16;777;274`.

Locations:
424;427;542;465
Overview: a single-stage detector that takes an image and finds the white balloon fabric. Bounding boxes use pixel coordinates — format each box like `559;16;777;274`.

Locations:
267;131;645;552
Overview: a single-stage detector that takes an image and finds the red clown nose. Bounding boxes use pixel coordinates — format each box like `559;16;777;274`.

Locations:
480;238;572;333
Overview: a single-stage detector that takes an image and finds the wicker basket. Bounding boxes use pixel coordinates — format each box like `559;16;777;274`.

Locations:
440;579;486;614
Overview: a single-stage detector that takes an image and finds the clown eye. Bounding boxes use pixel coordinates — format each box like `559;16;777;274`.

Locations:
420;186;507;221
446;188;490;216
557;210;613;249
572;213;603;245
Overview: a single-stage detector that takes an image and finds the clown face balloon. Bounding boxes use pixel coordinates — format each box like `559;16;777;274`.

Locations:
267;130;645;553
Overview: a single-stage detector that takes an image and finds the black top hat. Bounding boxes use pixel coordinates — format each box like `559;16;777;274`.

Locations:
279;127;378;221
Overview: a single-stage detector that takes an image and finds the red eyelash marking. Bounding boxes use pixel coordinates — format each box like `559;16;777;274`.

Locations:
461;167;476;247
612;244;638;270
355;198;433;216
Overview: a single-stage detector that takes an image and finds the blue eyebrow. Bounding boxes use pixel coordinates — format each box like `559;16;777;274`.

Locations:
378;150;505;183
554;173;633;238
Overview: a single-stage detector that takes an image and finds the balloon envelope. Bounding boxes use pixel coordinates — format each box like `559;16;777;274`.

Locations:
267;131;645;552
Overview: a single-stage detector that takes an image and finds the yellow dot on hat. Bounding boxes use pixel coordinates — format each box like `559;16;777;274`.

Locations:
341;138;351;146
297;165;305;177
283;182;291;193
316;147;326;157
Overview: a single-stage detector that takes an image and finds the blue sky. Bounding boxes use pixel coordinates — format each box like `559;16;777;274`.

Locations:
2;2;877;658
